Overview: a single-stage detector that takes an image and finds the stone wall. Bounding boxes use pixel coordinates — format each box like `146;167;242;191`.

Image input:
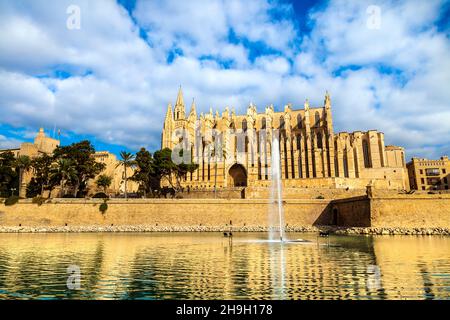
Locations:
330;196;371;227
181;186;366;200
1;193;449;230
0;198;331;228
331;193;450;228
370;195;450;228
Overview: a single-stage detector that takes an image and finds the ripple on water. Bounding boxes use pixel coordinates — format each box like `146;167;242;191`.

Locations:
0;233;448;299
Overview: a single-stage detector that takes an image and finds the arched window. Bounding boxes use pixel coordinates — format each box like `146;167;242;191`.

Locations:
363;140;371;168
177;111;180;120
261;117;266;129
315;112;320;127
279;116;285;129
242;119;247;132
297;114;302;129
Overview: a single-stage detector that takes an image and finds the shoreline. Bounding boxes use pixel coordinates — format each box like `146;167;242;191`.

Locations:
0;225;448;235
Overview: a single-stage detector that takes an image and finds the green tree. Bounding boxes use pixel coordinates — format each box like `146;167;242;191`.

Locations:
53;140;105;197
50;158;78;197
30;154;55;197
154;148;198;194
0;151;18;197
15;155;31;197
96;174;112;193
116;151;135;199
132;148;155;197
26;178;42;198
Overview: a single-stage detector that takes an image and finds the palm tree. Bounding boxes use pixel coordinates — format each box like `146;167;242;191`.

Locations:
116;151;135;199
51;159;77;197
96;174;112;193
15;155;31;198
210;142;227;198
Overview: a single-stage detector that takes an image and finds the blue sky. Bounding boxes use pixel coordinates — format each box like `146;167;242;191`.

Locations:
0;0;449;160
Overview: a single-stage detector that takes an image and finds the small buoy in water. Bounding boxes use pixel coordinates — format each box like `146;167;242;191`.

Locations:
223;232;228;237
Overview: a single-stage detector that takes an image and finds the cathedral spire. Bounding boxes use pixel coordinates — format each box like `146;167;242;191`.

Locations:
188;98;197;119
324;91;331;109
176;86;184;107
162;103;174;149
165;103;173;120
304;99;310;110
174;86;186;120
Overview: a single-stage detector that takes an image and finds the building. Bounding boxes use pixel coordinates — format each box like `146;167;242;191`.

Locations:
407;156;450;191
0;127;60;159
0;128;137;197
89;151;139;196
162;88;409;191
0;128;60;197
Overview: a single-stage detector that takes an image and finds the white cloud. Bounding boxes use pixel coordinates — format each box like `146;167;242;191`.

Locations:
0;134;22;150
0;0;448;160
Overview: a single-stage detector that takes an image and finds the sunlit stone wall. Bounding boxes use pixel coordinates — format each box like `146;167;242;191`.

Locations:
0;194;449;229
0;199;331;228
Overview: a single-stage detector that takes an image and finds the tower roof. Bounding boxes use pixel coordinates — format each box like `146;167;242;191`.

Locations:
189;98;196;118
175;86;184;107
165;103;173;120
324;91;331;108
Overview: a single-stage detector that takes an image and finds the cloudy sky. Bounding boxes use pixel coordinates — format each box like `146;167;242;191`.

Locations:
0;0;449;160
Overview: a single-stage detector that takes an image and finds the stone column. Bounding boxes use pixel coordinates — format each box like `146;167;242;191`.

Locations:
327;133;335;177
368;130;382;168
321;132;328;177
293;136;299;179
300;133;306;178
347;143;356;178
280;136;286;179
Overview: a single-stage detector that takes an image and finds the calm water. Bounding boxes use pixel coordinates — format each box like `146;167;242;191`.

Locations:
0;232;449;300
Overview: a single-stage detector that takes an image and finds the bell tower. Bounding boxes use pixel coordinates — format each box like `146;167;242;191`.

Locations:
174;86;186;128
162;103;174;149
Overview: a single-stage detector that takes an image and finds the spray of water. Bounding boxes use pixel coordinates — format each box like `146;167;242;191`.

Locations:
268;137;286;242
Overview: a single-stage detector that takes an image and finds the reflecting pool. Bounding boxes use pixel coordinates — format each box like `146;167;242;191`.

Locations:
0;233;448;299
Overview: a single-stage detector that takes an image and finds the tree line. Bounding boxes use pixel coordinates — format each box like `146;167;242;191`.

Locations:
0;140;198;199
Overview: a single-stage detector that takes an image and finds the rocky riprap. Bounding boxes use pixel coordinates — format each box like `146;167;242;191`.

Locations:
328;226;450;236
0;225;448;235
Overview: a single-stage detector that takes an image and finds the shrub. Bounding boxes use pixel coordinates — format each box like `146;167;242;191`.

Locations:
92;192;109;199
99;201;108;214
4;195;20;206
26;178;41;198
32;196;46;206
316;195;325;199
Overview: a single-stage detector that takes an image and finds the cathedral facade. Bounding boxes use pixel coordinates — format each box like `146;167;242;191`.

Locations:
162;88;409;191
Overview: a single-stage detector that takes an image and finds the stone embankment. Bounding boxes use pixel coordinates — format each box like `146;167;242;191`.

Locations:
0;225;448;235
329;226;450;235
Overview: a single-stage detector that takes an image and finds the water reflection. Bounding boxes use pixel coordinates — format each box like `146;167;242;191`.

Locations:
0;233;448;300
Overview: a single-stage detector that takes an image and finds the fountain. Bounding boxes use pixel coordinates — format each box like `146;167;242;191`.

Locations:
268;137;286;242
